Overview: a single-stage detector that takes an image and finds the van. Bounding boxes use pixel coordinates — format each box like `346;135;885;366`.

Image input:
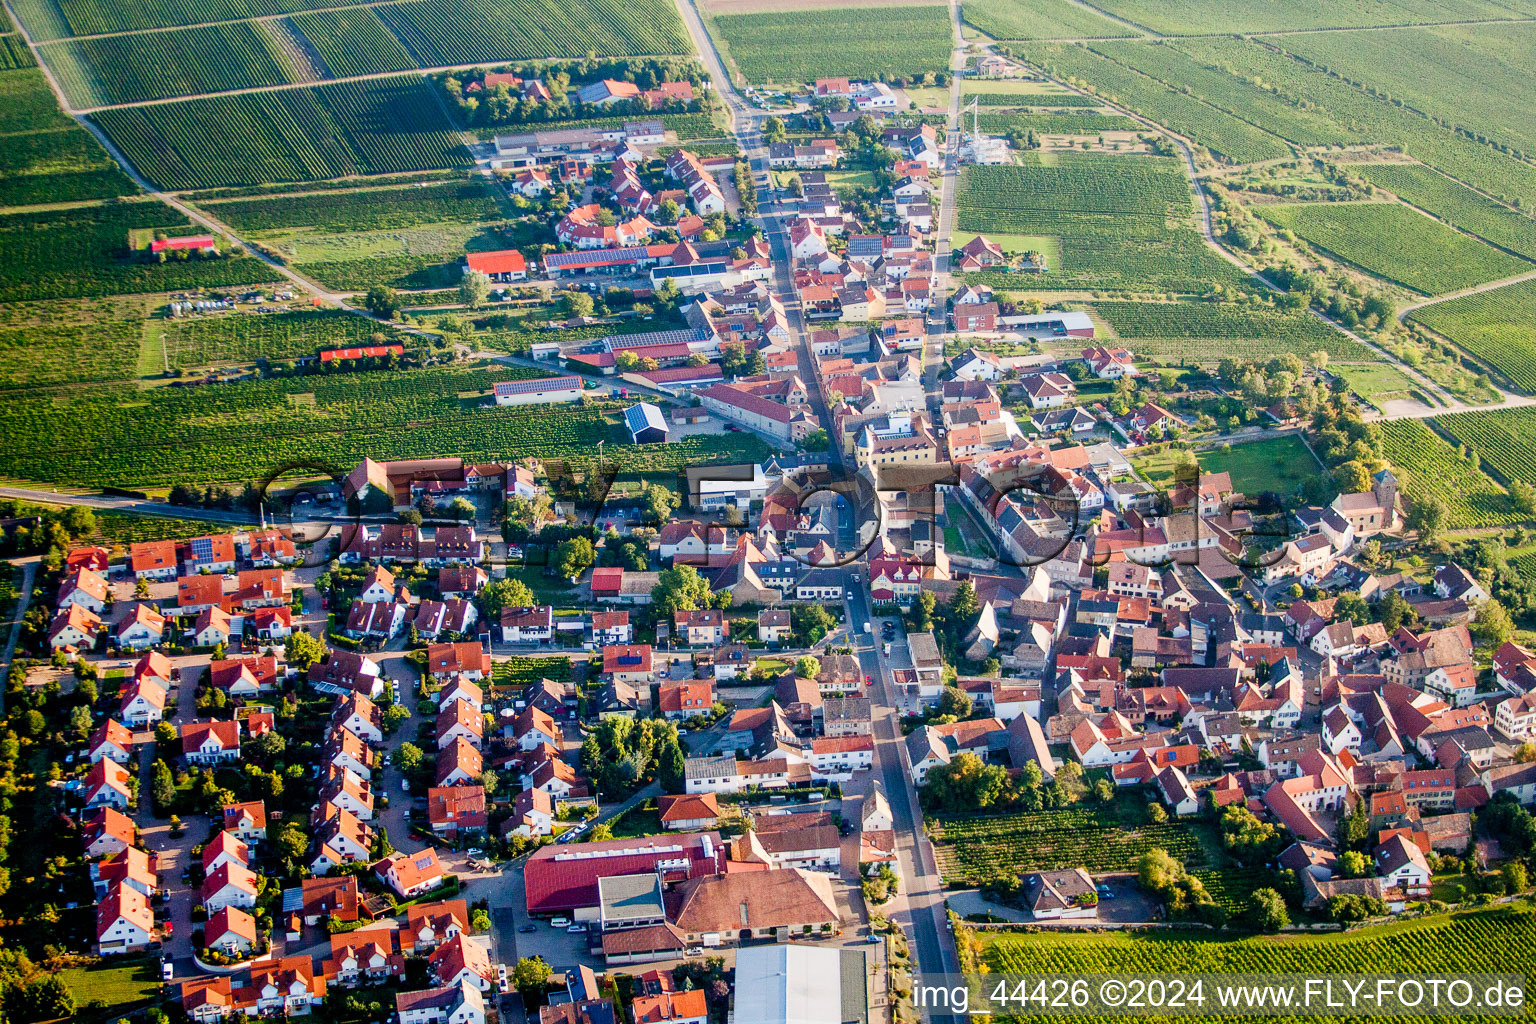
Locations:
550;917;571;928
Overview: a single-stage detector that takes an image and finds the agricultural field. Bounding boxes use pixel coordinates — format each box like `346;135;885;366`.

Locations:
983;905;1536;1000
957;154;1251;293
93;76;471;190
1352;162;1536;262
977;111;1139;135
712;4;952;83
201;179;507;233
0;66;137;205
286;8;418;78
40;22;300;108
0;298;150;388
1378;419;1518;529
1436;407;1536;490
931;804;1215;884
469;112;724;143
0;201;278;303
152;310;409;371
0;362;776;488
1020;43;1293;165
376;0;692;67
1085;0;1536;35
1090;300;1366;362
960;0;1134;39
1408;278;1536;393
1278;23;1536;164
970;91;1101;108
1331;361;1431;411
1257;202;1530;296
1197;436;1322;498
1170;36;1536;210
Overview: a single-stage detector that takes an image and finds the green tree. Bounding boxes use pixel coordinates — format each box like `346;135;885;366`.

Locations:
365;286;401;319
1472;598;1514;648
937;685;973;720
642;484;680;525
563;291;595;318
1503;861;1529;895
1339;850;1371;878
393;742;424;774
658;739;687;795
556;536;596;580
483;578;536;619
151;758;176;816
459;269;492;309
764;116;787;143
284;630;328;672
651;564;714;617
794;655;822;680
922;752;1013;812
1406;494;1448;543
1246;888;1290;932
1332;459;1371;495
1338;799;1370;851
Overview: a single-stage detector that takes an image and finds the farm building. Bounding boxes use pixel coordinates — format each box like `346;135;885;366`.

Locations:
624;403;669;444
464;250;527;282
150;234;217;254
493;377;585;406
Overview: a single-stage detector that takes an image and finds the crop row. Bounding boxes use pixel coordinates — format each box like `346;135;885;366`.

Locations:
0;66;136;206
1092;299;1343;342
287;8;416;78
1378;419;1519;529
1352;162;1536;262
94;76;471;190
1258;201;1529;296
961;0;1132;39
959;154;1192;218
1087;0;1534;34
715;5;952;84
203;180;506;234
494;656;574;685
0;34;34;69
933;809;1209;881
971;92;1101;108
12;0;356;39
159;310;409;370
1436;407;1536;489
378;0;692;68
977;112;1139;135
1408;279;1536;392
1021;42;1292;164
41;21;298;108
0;315;142;389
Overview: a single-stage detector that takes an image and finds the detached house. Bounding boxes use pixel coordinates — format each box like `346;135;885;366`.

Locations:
181;720;241;764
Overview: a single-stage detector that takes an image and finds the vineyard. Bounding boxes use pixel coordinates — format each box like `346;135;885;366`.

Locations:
493;655;575;688
93;76;470;190
0;201;278;302
10;0;369;39
1257;202;1529;296
287;8;417;78
961;0;1132;39
984;905;1536;1011
376;0;692;68
1353;162;1536;262
0;298;147;388
0;362;775;488
154;310;409;370
41;22;299;108
977;112;1139;135
1378;419;1518;529
1171;35;1536;210
957;155;1252;294
1407;278;1536;393
713;5;952;83
1436;408;1536;490
202;180;506;234
1020;43;1293;165
1278;23;1536;165
472;112;723;143
930;805;1215;884
1085;0;1533;35
0;66;135;205
1089;300;1364;363
971;92;1101;108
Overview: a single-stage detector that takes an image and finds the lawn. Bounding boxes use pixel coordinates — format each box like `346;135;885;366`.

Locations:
1198;435;1321;498
1332;361;1433;410
61;956;160;1021
609;800;667;838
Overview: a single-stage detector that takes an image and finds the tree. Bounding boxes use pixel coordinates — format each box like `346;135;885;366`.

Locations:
798;428;829;452
151;758;176;815
1338;798;1370;851
447;496;477;521
483;578;536;619
1334;591;1369;625
393;742;424;774
512;956;553;1005
1503;861;1529;895
563;291;595;318
1406;495;1448;543
284;630;327;672
937;685;973;720
651;564;713;617
764;116;787;143
1339;850;1371;878
1332;459;1371;495
1515;741;1536;763
1380;589;1409;633
1472;598;1514;648
472;907;492;932
1511;478;1536;515
659;739;687;794
556;536;596;579
922;752;1013;812
1246;888;1289;932
364;286;401;319
642;483;679;525
794;655;822;680
459;269;492;309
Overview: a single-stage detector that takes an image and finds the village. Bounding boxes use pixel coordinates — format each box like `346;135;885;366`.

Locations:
6;42;1536;1024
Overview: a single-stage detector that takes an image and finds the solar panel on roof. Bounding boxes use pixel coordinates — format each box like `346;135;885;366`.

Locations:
190;536;213;562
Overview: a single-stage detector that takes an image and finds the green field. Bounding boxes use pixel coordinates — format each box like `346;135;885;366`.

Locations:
60;955;161;1020
1352;162;1536;262
1198;435;1321;498
154;309;410;370
957;154;1252;293
93;76;472;190
0;67;137;205
287;8;418;77
1436;407;1536;490
41;21;299;108
0;297;149;388
1090;300;1366;362
376;0;692;67
1258;202;1530;296
1085;0;1536;35
1407;278;1536;393
1021;42;1294;165
961;0;1133;39
0;201;278;302
983;906;1536;1007
713;4;953;83
978;111;1139;134
1379;418;1518;528
1332;361;1429;410
0;362;777;488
